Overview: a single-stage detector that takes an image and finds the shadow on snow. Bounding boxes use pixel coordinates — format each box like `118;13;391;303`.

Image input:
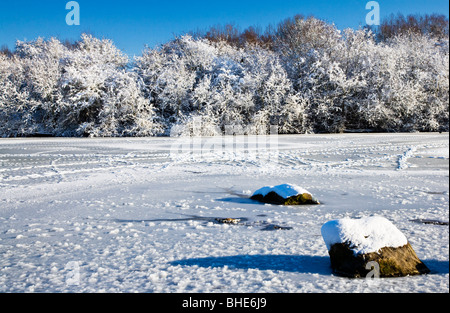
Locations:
170;254;332;275
170;255;449;276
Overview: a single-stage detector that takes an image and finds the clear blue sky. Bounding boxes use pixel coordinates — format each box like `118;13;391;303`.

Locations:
0;0;448;57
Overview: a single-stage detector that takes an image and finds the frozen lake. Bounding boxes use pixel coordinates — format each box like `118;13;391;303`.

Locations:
0;133;448;292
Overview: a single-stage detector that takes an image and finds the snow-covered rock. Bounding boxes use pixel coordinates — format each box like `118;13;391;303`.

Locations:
321;216;408;255
250;184;320;205
321;216;430;277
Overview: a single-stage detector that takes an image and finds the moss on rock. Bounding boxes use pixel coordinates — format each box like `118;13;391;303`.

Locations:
327;242;430;278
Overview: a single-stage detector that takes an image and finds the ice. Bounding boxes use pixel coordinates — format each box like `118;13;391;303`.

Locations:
0;133;448;293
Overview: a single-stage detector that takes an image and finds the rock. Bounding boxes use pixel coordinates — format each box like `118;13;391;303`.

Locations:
411;219;449;226
321;216;430;278
326;242;430;278
215;218;241;225
261;224;293;231
250;184;320;205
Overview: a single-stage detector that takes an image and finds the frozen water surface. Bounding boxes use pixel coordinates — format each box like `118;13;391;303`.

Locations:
0;133;448;292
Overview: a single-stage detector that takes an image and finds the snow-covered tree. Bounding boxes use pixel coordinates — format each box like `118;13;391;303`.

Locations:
1;16;448;137
0;34;162;137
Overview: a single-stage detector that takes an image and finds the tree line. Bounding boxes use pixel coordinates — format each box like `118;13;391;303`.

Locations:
0;14;448;137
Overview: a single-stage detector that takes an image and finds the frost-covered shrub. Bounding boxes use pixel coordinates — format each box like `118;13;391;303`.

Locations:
381;34;449;131
274;19;449;133
58;35;162;136
347;33;449;132
0;35;162;137
0;54;30;136
135;36;300;136
0;38;66;136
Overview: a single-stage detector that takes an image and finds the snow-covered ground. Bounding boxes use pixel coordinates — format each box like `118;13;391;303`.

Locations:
0;133;448;293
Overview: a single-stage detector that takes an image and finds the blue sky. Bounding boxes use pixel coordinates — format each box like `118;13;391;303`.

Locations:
0;0;448;57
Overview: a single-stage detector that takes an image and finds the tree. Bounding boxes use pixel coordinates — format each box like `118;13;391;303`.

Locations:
1;14;448;137
376;13;449;41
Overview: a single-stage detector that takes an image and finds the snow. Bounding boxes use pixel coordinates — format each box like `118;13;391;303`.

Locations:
0;133;448;293
321;216;408;255
252;184;311;199
397;147;416;170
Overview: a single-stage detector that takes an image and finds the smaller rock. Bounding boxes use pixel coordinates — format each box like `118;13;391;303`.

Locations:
261;224;293;231
215;218;241;225
411;219;449;226
250;184;320;205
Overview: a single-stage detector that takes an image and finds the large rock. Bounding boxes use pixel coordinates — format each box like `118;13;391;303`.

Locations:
321;216;430;278
250;184;320;205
